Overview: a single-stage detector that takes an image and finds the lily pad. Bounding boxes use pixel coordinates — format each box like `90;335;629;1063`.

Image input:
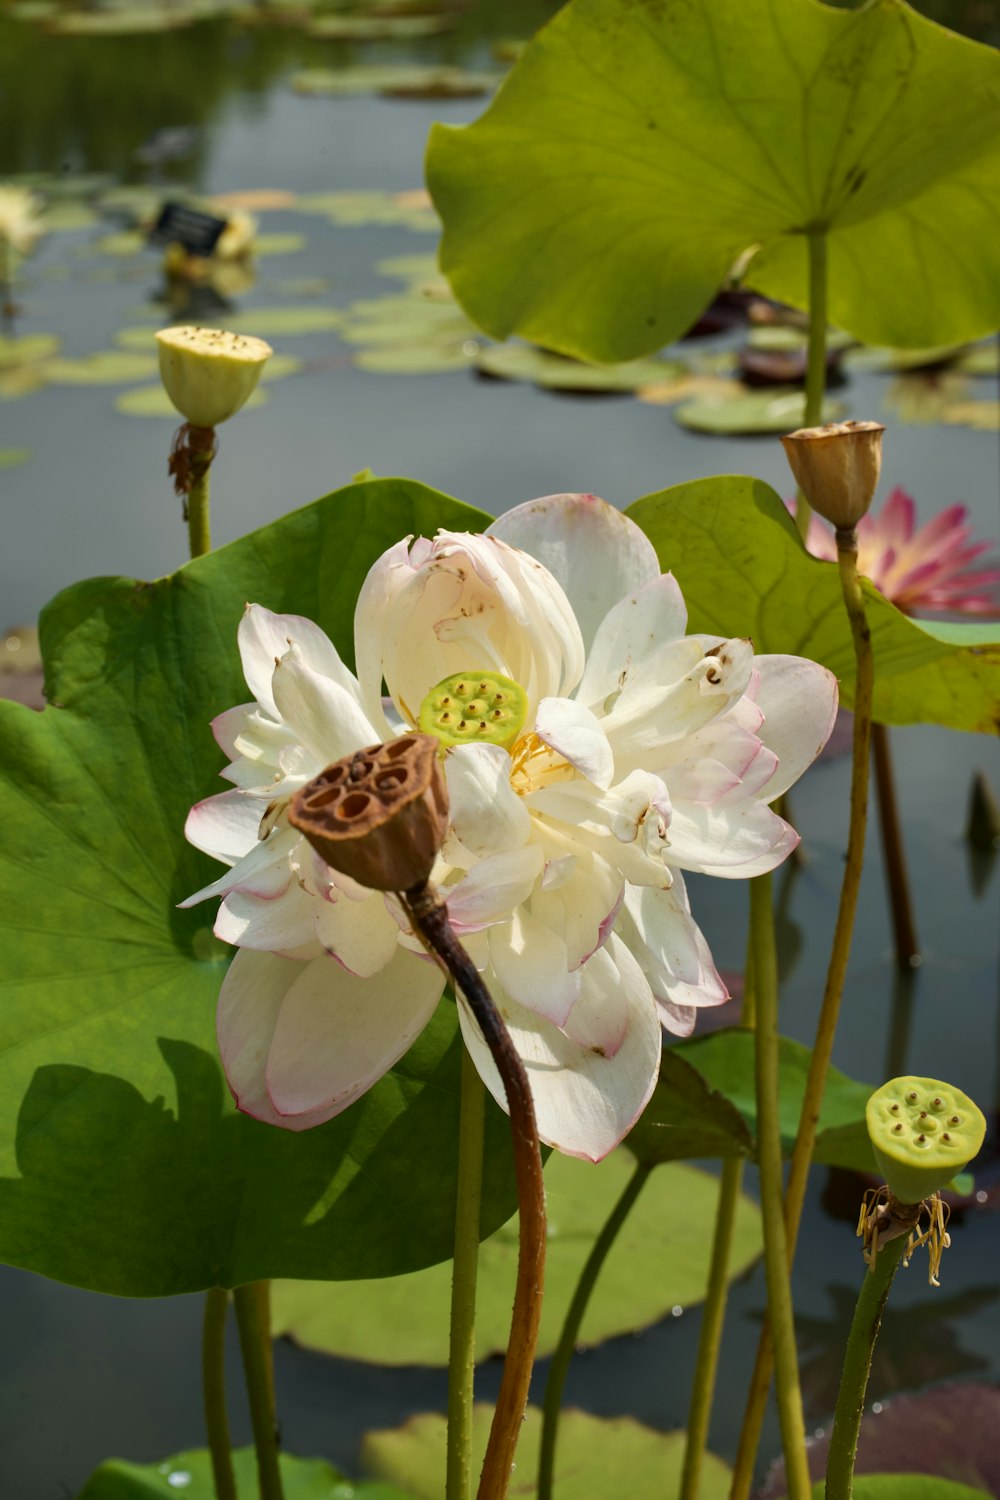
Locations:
0;334;60;369
0;477;528;1295
956;343;1000;377
272;1151;762;1365
353;343;478;374
43;202;101;233
78;1446;408;1498
115;309;344;346
627;475;1000;733
477;342;686;392
89;230;147;258
292;65;497;98
43;352;159;385
114;383;270;418
49;7;193;33
636;374;737;407
427;0;1000;359
253;233;308;257
673;389;846;435
295;191;437;232
941;400;1000;433
843;344;967;373
363;1407;732;1500
0;448;30;469
307;12;453;39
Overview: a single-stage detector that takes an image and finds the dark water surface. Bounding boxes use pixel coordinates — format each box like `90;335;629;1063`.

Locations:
1;2;999;1495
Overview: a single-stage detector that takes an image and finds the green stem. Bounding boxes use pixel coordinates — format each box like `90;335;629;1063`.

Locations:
679;912;757;1500
447;1046;487;1500
233;1281;284;1500
730;534;874;1500
187;449;213;558
750;872;811;1500
679;1156;747;1500
537;1161;651;1500
795;229;829;543
202;1288;237;1500
871;721;920;970
824;1234;909;1500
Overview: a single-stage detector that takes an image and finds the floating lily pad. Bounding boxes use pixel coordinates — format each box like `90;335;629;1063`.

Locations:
352;342;477;373
88;230;147;258
209;189;298;213
114;383;269;418
43;352;159;385
375;253;439;281
49;7;194;33
0;449;30;469
253;232;308;257
955;343;1000;377
844;344;967;373
0;366;47;400
78;1445;407;1498
673;389;846;435
272;1151;762;1365
295;190;437;232
476;341;686;392
636;374;739;407
97;185;163;225
307;11;453;38
292;64;496;98
941;400;1000;432
43;202;101;233
0;334;60;370
882;372;971;426
363;1407;732;1500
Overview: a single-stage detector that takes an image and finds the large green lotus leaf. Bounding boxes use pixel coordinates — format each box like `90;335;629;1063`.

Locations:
78;1447;409;1499
426;0;1000;359
0;478;527;1296
672;1030;875;1175
363;1406;732;1499
272;1151;762;1365
809;1481;991;1500
627;476;1000;733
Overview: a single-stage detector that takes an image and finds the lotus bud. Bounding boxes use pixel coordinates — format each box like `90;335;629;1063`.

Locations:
289;733;449;893
781;420;884;533
155;325;272;429
866;1075;986;1205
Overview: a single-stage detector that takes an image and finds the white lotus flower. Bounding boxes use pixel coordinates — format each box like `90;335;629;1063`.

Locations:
0;184;45;256
183;493;837;1161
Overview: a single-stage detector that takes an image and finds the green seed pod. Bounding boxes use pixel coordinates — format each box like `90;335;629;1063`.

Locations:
156;325;272;428
418;669;528;752
866;1076;986;1204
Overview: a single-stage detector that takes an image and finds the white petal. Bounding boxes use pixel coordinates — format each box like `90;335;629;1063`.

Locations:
239;604;356;720
446;845;545;933
488;907;580;1026
535;697;614;789
264;945;445;1123
560;941;631;1058
270;644;377;766
185;789;264;865
212;702;257;758
313;890;402;978
621;879;729;1014
458;939;661;1161
180;825;299;907
576;573;689;709
445;743;531;855
487;493;660;654
601;638;754;772
529;849;623;969
750;656;839;802
665;798;799;877
217;949;342;1130
215;881;317;953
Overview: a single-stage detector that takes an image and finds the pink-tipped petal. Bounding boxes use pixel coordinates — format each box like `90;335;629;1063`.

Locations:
535;696;614;789
576;572;689;709
185;789;265;865
750;655;839;801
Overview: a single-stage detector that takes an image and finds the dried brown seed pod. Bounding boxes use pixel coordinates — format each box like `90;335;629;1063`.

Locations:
781;419;884;532
288;732;449;892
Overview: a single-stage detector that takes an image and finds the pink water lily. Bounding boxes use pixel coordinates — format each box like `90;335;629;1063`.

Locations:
184;493;837;1161
795;488;1000;615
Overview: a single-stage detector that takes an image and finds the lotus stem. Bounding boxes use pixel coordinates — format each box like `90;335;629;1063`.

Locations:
730;527;875;1500
186;427;215;558
871;722;920;969
824;1228;910;1500
202;1287;237;1500
233;1281;284;1500
749;871;811;1500
404;883;545;1500
795;229;829;542
447;1045;488;1500
679;916;757;1500
537;1159;651;1500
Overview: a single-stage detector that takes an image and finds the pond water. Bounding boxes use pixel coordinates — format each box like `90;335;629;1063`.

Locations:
1;1;998;1495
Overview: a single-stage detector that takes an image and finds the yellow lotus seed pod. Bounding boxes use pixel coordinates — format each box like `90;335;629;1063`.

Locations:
419;670;528;752
155;325;272;429
866;1075;986;1204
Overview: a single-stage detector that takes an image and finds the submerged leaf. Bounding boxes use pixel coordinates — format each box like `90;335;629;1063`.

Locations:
272;1152;762;1364
364;1407;732;1499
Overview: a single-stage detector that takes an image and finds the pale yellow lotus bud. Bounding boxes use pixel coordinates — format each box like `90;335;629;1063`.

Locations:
781;420;885;533
155;325;272;429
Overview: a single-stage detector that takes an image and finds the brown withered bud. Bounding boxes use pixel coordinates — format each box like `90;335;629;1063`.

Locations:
781;419;885;533
289;733;449;892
